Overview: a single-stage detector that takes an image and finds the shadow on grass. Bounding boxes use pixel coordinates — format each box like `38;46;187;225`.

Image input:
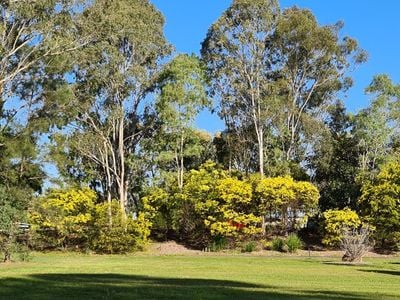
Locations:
358;269;400;276
0;273;374;300
321;261;371;267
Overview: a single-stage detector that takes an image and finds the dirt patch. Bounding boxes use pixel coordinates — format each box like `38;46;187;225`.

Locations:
147;241;202;255
146;241;398;258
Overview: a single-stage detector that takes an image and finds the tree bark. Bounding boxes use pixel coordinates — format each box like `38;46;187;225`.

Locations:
118;114;127;216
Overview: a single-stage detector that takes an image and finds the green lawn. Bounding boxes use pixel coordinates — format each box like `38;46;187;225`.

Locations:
0;253;399;299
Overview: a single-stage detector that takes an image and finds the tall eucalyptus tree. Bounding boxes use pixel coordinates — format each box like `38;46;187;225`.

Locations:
202;0;280;177
51;0;171;214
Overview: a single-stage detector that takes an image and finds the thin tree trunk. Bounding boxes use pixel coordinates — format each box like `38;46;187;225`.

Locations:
118;114;126;217
107;190;113;227
179;134;184;189
258;125;264;178
261;215;266;236
104;144;113;227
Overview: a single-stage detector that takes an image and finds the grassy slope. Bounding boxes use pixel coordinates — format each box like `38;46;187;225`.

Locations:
0;253;399;300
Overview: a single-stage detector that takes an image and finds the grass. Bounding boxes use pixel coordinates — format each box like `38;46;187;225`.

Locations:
0;252;399;299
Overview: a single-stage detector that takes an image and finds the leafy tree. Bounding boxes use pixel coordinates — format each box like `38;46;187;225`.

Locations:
255;176;295;233
354;75;400;179
272;8;366;164
311;101;361;211
213;127;259;175
179;161;227;247
202;3;365;177
156;54;209;189
0;186;31;262
0;131;43;261
154;162;260;248
359;159;400;250
49;0;171;216
202;0;280;177
0;0;88;114
0;0;83;260
141;186;176;240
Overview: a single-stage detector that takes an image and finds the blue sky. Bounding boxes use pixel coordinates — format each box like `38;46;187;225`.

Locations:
150;0;400;133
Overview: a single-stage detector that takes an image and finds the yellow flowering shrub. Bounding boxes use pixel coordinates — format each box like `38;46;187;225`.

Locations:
89;200;151;254
255;176;319;232
30;187;97;249
179;162;261;245
322;208;361;247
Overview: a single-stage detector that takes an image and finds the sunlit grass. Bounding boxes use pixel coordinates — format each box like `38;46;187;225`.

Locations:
0;252;399;299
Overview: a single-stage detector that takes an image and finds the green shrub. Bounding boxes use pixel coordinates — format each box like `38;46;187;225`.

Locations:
208;235;228;252
271;237;285;252
17;244;33;262
0;187;31;262
241;241;257;253
286;233;302;253
270;235;303;253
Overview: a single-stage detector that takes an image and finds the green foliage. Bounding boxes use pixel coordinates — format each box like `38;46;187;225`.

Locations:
89;201;151;254
241;241;258;253
286;234;303;253
146;164;319;248
47;0;172;213
148;162;261;248
311;101;361;211
0;186;31;261
271;237;286;252
208;235;228;252
202;0;365;175
359;159;400;250
322;208;361;247
30;187;97;249
201;0;280;176
0;0;397;257
354;75;400;178
270;235;302;253
156;54;210;189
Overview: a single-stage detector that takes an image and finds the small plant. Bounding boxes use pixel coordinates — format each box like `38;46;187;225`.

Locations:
209;235;228;252
17;245;33;262
286;233;302;253
271;237;285;252
340;226;372;263
241;241;257;253
262;240;272;250
270;235;303;253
